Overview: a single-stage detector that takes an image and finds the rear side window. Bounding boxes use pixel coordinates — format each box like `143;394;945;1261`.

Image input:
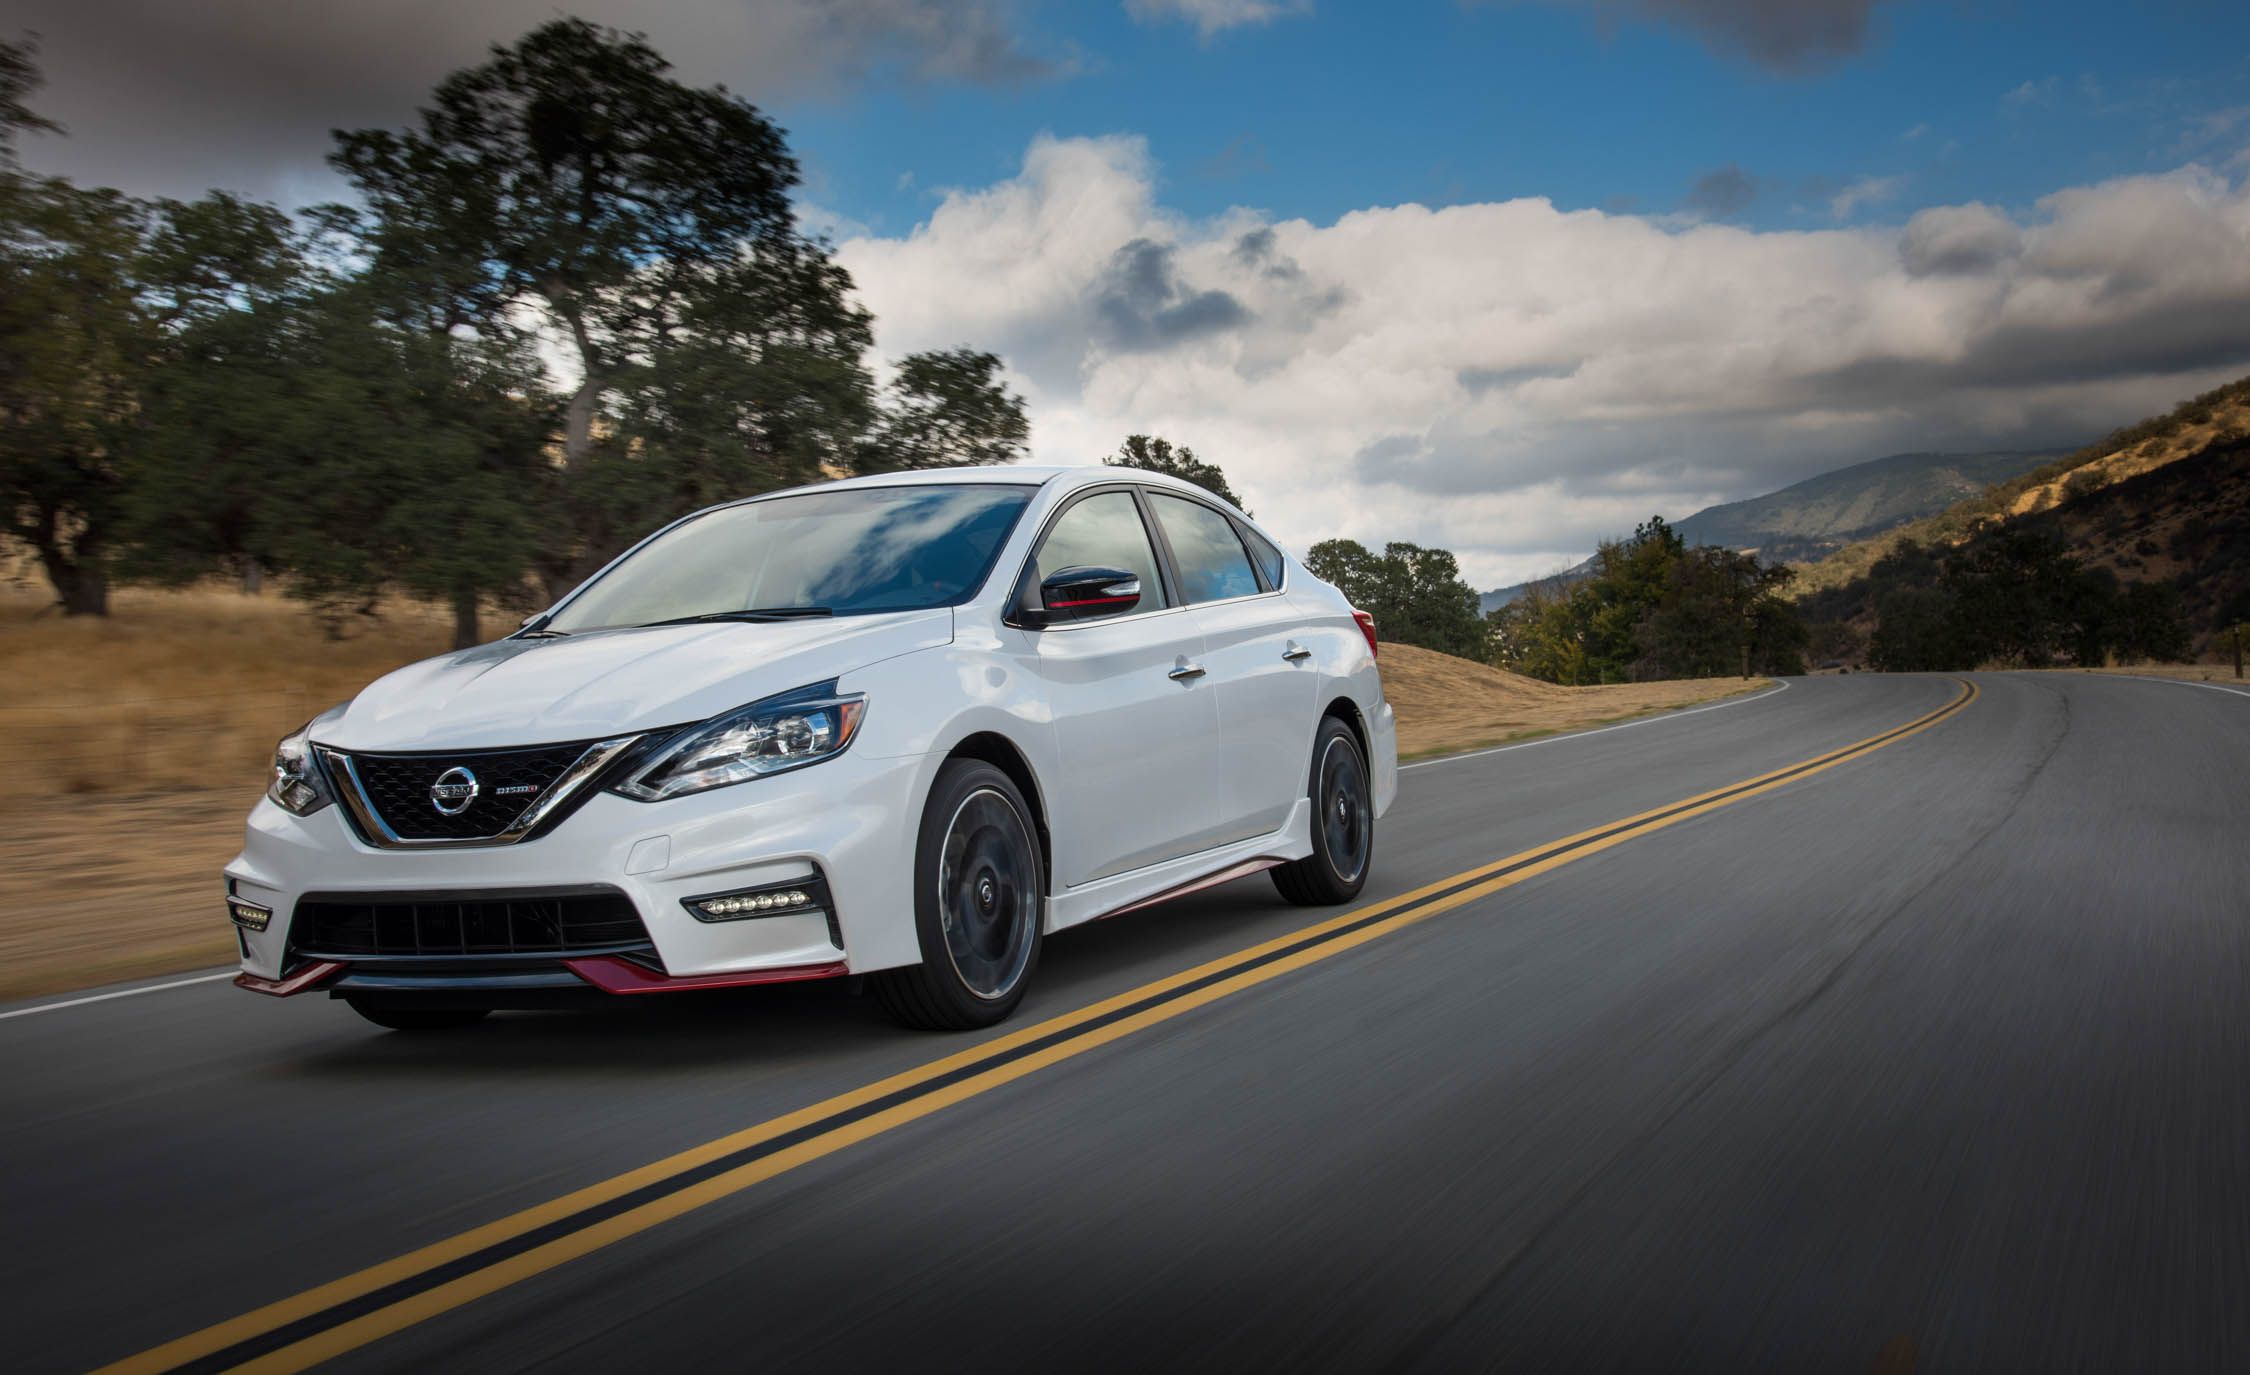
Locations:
1031;491;1171;612
1238;524;1286;589
1148;493;1261;604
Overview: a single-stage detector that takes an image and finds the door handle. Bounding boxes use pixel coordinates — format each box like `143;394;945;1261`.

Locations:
1282;642;1312;662
1168;661;1207;681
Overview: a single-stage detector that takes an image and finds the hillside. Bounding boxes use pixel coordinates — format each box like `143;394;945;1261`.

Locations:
1792;375;2250;601
2012;434;2250;644
1379;643;1758;757
1674;449;2062;562
1481;446;2062;611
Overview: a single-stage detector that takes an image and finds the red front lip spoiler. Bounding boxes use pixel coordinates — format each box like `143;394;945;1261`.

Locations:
236;956;847;997
234;961;348;997
562;955;848;994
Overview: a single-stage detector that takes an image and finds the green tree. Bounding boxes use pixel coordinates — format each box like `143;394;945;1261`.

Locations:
1;45;307;616
1805;617;1863;666
2110;581;2191;664
331;19;878;602
1488;583;1601;684
1488;515;1804;683
1942;525;2110;667
117;194;307;592
1104;434;1248;510
0;37;61;159
1867;586;1965;671
1634;545;1805;679
0;175;147;613
860;348;1029;471
1306;537;1486;659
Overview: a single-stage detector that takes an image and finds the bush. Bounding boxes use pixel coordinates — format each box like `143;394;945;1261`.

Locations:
1490;517;1806;683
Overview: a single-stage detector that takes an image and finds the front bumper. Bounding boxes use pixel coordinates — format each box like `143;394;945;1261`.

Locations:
226;746;934;996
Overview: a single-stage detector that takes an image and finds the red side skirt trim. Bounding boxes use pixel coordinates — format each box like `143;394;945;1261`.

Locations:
1094;856;1284;922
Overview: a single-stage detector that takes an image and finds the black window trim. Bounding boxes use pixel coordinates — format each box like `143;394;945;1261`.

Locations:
1231;515;1289;594
1139;486;1280;607
1004;481;1186;631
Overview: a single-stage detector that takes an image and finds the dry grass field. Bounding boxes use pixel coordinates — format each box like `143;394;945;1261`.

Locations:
1379;642;1764;758
0;581;461;997
0;584;1763;999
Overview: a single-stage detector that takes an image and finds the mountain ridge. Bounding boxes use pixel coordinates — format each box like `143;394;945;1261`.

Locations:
1790;375;2250;602
1480;446;2065;611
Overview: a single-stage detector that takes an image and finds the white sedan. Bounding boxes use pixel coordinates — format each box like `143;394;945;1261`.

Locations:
228;465;1398;1031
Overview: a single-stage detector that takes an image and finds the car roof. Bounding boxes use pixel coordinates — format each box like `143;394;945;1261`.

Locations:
780;464;1225;502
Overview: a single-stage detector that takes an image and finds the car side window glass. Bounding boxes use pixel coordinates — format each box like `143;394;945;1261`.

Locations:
1238;523;1286;589
1032;491;1171;613
1148;493;1261;604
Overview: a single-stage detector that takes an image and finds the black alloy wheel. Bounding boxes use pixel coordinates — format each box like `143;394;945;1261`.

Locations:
1272;716;1374;906
874;759;1046;1029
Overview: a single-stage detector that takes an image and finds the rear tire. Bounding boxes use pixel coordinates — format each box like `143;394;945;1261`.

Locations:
872;759;1046;1031
1272;716;1374;906
346;999;491;1032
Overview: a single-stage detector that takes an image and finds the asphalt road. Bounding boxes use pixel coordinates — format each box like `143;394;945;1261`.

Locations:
4;671;2247;1373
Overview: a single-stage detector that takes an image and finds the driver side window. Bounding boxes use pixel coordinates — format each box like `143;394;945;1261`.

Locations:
1031;491;1171;615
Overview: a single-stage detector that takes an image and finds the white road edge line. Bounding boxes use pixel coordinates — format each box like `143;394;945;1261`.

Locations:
0;970;235;1022
9;677;1804;1023
1399;678;1793;772
2105;672;2250;698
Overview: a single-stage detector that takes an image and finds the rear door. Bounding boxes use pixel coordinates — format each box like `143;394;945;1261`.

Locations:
1010;487;1226;888
1143;490;1317;843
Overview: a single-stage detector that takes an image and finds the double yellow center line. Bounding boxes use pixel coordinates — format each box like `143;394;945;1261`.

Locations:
106;678;1977;1375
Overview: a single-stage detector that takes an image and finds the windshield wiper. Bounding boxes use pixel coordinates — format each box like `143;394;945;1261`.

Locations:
637;606;836;628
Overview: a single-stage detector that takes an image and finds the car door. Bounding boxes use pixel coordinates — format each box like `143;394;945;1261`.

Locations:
1011;487;1226;888
1143;490;1317;843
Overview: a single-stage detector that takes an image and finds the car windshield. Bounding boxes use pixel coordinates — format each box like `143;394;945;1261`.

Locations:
545;484;1035;633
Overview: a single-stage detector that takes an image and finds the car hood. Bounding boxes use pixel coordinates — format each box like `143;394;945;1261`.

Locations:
320;608;953;751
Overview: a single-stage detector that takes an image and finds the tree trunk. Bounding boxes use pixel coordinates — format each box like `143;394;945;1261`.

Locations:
240;559;263;595
536;312;609;611
452;589;481;650
32;518;109;616
60;564;108;616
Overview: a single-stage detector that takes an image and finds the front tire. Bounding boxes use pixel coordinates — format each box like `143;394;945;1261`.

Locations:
1272;716;1374;906
872;759;1046;1031
346;999;491;1032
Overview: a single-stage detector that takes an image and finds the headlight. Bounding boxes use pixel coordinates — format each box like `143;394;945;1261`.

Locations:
268;721;335;816
614;682;867;802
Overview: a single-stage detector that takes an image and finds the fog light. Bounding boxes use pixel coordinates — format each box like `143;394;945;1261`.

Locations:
684;875;832;925
228;898;273;932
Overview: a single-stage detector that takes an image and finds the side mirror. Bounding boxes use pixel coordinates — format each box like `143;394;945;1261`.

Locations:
1028;566;1142;626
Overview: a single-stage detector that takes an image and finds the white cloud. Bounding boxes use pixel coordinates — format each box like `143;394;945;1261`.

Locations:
2004;76;2058;108
1897;202;2021;275
1125;0;1314;39
1829;174;1905;220
797;203;871;242
841;140;2250;589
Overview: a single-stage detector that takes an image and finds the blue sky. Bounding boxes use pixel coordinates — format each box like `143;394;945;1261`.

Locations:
779;2;2250;239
